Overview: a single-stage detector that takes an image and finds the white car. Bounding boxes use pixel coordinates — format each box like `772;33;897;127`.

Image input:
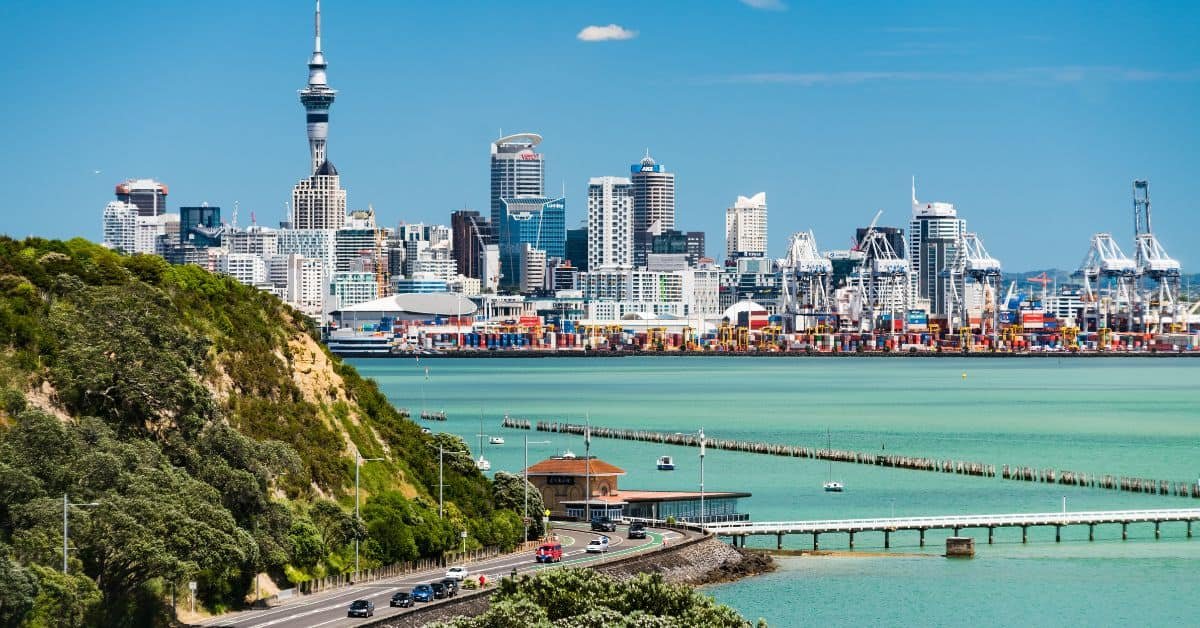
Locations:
585;537;610;553
444;566;469;580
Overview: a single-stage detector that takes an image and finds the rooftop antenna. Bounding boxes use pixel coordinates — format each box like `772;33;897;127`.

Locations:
911;176;918;206
250;211;257;226
314;0;322;53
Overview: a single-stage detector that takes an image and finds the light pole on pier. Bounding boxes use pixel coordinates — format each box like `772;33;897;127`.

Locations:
524;435;550;543
354;448;384;581
62;494;98;573
699;428;706;526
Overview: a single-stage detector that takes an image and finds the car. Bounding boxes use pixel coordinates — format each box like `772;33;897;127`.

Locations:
389;591;414;608
445;565;469;581
535;542;563;563
347;599;374;618
412;584;434;603
440;578;459;597
430;582;448;599
628;522;647;539
585;536;610;553
591;516;617;532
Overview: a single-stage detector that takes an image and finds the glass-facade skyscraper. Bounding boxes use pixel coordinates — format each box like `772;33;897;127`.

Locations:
498;196;565;290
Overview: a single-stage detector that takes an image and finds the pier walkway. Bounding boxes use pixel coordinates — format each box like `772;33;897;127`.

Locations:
703;508;1200;549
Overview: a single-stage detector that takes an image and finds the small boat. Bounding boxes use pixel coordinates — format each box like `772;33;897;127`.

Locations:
560;449;577;459
475;456;491;471
823;428;844;492
489;436;505;445
657;455;675;471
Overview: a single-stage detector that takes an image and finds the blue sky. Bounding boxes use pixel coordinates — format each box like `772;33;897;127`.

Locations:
1;0;1197;270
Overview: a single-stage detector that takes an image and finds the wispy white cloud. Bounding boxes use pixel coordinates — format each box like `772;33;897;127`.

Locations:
709;67;1200;86
740;0;788;10
577;24;637;42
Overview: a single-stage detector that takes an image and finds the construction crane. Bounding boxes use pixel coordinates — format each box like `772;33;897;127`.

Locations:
1131;180;1182;333
778;230;833;332
855;210;910;334
1078;233;1138;331
944;232;1002;341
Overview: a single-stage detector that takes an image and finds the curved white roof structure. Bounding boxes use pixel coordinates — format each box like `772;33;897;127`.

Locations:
335;293;478;317
492;133;543;152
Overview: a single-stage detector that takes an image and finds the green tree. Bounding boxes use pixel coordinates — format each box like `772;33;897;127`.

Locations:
0;549;37;627
491;472;546;539
23;564;102;628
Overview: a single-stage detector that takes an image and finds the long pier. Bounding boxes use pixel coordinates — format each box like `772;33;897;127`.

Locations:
703;508;1200;550
504;419;1200;499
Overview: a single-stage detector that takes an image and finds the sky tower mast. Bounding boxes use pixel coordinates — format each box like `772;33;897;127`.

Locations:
299;0;337;175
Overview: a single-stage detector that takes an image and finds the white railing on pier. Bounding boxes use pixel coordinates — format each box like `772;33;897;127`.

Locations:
703;508;1200;535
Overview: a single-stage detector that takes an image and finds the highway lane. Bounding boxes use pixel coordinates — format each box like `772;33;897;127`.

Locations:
200;523;690;628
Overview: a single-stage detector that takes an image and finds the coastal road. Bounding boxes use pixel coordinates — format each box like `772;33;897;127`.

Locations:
199;523;692;628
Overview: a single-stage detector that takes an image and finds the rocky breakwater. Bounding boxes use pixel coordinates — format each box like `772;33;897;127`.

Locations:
596;535;775;585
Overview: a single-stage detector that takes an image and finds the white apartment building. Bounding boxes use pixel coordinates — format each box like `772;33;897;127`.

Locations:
725;192;768;259
330;271;378;310
291;164;347;230
587;176;634;269
216;252;268;286
102;201;139;253
285;254;327;316
520;244;547;294
277;229;336;273
227;225;279;258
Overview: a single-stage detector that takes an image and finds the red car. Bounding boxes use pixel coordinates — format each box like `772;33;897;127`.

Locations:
535;542;563;563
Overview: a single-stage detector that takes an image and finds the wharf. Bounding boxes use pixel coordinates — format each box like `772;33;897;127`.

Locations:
506;419;1200;499
703;508;1200;549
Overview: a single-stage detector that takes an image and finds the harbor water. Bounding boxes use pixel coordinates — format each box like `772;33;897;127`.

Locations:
350;356;1200;627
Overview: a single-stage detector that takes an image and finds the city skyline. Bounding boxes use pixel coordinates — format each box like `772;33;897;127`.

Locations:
1;0;1198;269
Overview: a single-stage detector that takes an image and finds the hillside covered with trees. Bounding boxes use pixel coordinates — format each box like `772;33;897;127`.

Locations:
0;237;535;626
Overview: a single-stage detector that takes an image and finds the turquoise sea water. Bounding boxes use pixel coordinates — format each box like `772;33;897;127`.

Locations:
350;357;1200;627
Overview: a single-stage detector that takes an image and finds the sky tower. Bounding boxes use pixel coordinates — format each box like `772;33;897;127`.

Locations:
299;0;336;175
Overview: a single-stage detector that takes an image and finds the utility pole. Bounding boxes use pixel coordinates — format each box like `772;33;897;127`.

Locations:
439;446;444;518
524;435;550;543
354;449;384;582
699;428;706;526
584;414;591;523
62;494;98;573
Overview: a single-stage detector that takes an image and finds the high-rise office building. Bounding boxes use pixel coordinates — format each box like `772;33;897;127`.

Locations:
631;152;675;267
650;228;705;266
497;196;565;290
725;192;768;259
587;176;634;270
855;226;906;260
565;226;588;271
908;181;966;316
114;179;168;217
180;205;222;248
451;210;494;279
685;231;706;265
490;133;545;225
336;209;388;297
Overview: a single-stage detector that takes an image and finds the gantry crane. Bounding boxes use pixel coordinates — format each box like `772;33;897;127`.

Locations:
778;230;833;332
855;211;910;334
1078;233;1138;331
944;232;1002;341
1131;180;1182;333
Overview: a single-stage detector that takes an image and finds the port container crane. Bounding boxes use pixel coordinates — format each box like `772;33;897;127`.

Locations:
855;211;910;334
944;232;1002;341
778;230;833;332
1078;233;1138;331
1131;180;1182;333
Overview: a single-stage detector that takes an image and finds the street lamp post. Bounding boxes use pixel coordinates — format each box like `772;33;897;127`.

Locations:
62;494;98;573
355;449;384;581
699;428;705;526
524;435;550;543
428;442;471;518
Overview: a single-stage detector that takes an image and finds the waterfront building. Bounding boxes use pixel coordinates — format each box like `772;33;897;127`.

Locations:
497;196;566;290
826;249;866;290
412;249;457;283
115;178;168;217
393;273;449;294
102;201;138;253
725;193;768;259
587;176;634;270
447;275;481;296
565;226;588;271
330;271;378;309
909;182;966;316
552;261;581;291
631;152;675;267
180;205;222;248
450;210;494;280
480;244;500;293
525;455;749;522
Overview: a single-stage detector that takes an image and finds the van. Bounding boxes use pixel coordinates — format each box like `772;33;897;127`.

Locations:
535;542;563;563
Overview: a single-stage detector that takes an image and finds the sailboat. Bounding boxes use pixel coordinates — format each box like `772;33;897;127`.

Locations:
823;428;844;492
475;412;491;471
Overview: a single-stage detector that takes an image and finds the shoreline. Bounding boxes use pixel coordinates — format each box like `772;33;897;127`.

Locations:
339;350;1199;359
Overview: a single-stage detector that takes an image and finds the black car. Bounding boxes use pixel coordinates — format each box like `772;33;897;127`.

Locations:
439;578;459;597
628;522;647;539
591;516;617;532
430;581;448;599
347;599;375;618
390;591;414;608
